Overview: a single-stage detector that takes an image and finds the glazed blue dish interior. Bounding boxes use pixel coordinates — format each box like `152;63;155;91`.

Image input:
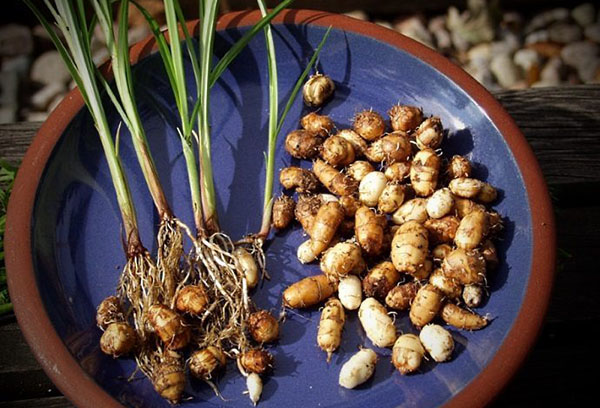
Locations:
32;24;531;407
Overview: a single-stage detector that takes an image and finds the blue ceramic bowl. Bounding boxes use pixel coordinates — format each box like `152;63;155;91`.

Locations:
6;10;555;408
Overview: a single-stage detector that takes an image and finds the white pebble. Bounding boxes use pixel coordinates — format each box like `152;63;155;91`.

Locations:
548;23;582;44
514;49;541;71
338;348;377;389
540;57;564;83
419;324;454;362
30;82;66;110
572;3;596;27
490;54;521;88
561;41;599;69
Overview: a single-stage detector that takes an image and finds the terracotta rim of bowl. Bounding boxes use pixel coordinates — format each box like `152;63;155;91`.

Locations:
6;9;555;408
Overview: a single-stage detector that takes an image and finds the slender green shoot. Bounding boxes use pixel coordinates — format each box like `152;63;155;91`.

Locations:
24;0;142;253
258;23;333;237
92;0;173;219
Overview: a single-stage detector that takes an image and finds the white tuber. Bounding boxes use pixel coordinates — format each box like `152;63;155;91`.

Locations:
246;373;262;405
426;188;454;219
419;324;454;362
338;348;378;389
338;275;363;310
359;171;387;207
358;297;397;348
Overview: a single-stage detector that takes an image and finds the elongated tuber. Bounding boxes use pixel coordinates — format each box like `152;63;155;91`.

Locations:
279;167;319;193
318;298;346;362
272;195;295;229
283;274;337;308
339;348;377;389
392;333;425;374
410;148;441;196
363;261;401;300
391;221;429;275
359;171;388;206
409;284;444;328
313;159;358;196
285;129;323;159
355;206;387;256
358;297;397;347
338;275;363;310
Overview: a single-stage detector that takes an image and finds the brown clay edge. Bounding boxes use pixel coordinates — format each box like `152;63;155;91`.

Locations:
6;9;555;408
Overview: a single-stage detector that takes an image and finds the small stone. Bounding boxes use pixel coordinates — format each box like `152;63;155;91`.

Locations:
25;111;49;122
0;24;33;57
429;16;452;50
30;82;66;110
561;41;599;68
0;70;19;106
572;3;595;27
48;93;65;113
375;20;393;30
490;53;521;88
525;8;569;33
525;30;550;45
540;57;564;83
394;16;433;48
491;35;520;56
0;107;17;124
30;51;71;86
344;10;368;21
1;55;31;80
577;58;600;83
585;24;600;42
467;43;491;62
548;23;582;44
514;49;541;71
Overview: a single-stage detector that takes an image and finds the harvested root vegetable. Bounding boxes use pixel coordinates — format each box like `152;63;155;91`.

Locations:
283;274;337;308
449;177;484;198
463;284;485;308
338;275;363;310
353;110;386;141
429;268;462;299
347;160;375;181
355;206;387;256
175;285;209;316
318;298;346;362
301;112;334;138
419;324;454;362
313;159;358;196
321;135;356;167
426;188;454;219
298;201;344;262
442;248;486;285
359;171;388;206
454;197;483;218
441;303;488;330
152;351;185;404
385;162;411;182
337;129;368;156
363;261;401;300
392;333;425;374
247;373;263;406
487;211;504;236
340;195;361;217
234;247;259;289
385;281;419;310
424;216;460;245
392;198;428;224
303;73;335;107
295;194;323;233
285;129;323;159
279;167;319;193
415;116;443;150
146;304;191;350
320;241;365;280
378;183;405;213
272;195;295;229
391;221;428;275
388;104;423;132
455;209;489;250
358;297;396;347
476;182;498;203
447;155;472;179
365;132;412;163
189;347;226;380
96;296;124;329
432;243;453;261
240;349;273;375
413;259;433;280
409;284;444;328
410;148;441;197
481;239;499;271
100;322;137;358
248;310;280;343
339;348;378;389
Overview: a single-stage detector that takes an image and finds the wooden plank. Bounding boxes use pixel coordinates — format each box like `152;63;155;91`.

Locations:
0;396;72;408
2;86;599;185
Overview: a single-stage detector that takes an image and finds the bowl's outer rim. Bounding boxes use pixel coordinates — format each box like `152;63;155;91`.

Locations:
5;9;556;408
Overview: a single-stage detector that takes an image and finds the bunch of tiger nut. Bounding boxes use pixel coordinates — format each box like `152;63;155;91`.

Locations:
273;76;503;384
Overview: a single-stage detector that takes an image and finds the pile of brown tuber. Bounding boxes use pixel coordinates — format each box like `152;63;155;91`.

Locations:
274;74;503;386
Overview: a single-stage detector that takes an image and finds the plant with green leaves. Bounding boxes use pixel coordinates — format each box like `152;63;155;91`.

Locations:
91;0;183;303
23;0;159;341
